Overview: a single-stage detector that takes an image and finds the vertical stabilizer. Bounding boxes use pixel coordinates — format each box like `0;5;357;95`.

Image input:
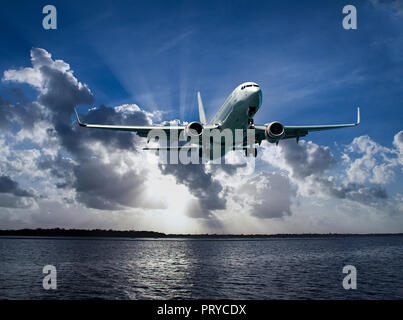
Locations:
197;91;207;124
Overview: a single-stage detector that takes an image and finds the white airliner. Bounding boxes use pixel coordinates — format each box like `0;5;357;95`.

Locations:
74;82;360;158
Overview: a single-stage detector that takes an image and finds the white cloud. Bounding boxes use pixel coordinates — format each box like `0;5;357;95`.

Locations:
261;135;401;212
1;48;402;233
343;133;402;185
3;48;91;96
234;172;294;219
3;67;43;89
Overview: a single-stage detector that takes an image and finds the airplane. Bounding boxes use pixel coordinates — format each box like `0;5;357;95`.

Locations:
74;82;360;159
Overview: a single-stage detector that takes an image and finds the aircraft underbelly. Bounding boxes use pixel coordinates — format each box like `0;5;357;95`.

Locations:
221;100;249;131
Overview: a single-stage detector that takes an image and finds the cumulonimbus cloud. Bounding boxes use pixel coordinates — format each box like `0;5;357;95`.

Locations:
1;48;401;232
2;48;228;218
0;175;35;209
261;133;402;209
2;48;163;211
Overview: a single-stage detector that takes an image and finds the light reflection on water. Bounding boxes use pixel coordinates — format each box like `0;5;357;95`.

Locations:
0;236;403;299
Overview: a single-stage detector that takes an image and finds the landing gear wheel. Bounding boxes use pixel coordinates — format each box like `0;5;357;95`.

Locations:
248;118;254;128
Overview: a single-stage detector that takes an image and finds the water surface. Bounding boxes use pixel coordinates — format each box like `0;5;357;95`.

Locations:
1;236;402;299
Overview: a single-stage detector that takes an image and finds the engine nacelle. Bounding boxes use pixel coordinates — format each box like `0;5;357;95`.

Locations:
184;121;204;137
265;121;285;143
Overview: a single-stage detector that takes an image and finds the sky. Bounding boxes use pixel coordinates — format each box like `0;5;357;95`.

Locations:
0;0;402;233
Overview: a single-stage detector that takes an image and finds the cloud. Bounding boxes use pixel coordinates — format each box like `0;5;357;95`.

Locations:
343;134;401;185
3;66;43;89
159;163;227;219
370;0;403;18
2;48;163;211
73;160;155;210
261;135;402;209
0;175;33;197
0;175;35;209
0;89;46;131
393;130;403;169
0;194;35;209
276;140;335;180
235;172;294;219
1;48;401;233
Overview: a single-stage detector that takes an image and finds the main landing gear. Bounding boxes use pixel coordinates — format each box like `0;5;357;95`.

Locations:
245;147;257;158
248;118;254;128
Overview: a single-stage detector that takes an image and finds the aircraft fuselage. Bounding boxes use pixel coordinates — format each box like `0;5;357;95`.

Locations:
211;82;262;130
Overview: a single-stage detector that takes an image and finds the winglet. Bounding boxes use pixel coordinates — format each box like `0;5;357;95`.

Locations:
197;92;207;125
356;107;360;126
74;107;86;127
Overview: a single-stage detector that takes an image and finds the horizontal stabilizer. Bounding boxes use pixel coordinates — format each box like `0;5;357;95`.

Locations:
143;145;199;151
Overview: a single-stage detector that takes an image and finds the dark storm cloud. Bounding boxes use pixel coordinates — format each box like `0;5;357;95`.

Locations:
280;140;335;179
3;48;228;214
277;140;388;206
0;95;10;128
0;90;45;130
159;163;227;219
0;175;35;209
2;48;279;221
37;156;76;189
73;161;153;210
2;48;157;210
0;175;33;197
237;172;294;219
0;194;33;209
320;179;388;205
74;105;151;152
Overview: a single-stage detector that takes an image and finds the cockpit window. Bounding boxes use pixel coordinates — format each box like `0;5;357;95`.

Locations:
241;84;259;90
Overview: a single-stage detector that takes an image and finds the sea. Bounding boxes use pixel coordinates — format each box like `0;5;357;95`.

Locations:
0;235;402;299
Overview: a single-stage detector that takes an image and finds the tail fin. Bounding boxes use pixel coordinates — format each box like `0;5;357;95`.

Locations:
197;92;207;125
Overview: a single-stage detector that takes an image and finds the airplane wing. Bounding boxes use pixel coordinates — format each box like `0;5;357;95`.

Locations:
254;108;360;144
74;91;214;140
74;107;186;137
74;107;218;138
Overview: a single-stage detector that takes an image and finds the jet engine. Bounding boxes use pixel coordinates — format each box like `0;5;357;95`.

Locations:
184;121;204;137
265;121;285;143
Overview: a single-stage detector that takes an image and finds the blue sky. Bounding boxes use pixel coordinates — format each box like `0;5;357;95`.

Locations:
0;0;402;233
1;0;402;145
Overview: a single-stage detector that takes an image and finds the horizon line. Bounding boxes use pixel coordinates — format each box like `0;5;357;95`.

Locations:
0;228;402;238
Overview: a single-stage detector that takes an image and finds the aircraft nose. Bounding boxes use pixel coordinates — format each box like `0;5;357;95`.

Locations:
248;85;261;95
248;86;262;105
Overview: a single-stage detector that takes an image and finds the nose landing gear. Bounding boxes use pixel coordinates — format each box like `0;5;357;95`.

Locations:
247;106;256;128
248;118;254;129
247;106;257;118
